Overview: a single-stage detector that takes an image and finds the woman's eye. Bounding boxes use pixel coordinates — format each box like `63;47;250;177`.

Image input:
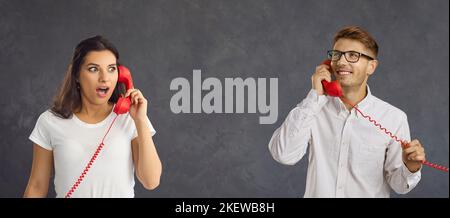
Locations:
108;67;117;72
88;67;98;72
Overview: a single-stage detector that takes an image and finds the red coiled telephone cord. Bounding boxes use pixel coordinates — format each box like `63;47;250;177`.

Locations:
340;97;448;172
65;114;119;198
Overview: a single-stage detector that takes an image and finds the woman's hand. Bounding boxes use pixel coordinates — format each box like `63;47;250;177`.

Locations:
126;88;162;190
125;88;148;121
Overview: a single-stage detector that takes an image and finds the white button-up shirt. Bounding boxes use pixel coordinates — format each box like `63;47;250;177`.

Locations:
268;86;421;197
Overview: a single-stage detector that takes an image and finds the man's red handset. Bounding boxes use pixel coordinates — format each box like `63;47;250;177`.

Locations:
320;59;343;97
65;65;134;198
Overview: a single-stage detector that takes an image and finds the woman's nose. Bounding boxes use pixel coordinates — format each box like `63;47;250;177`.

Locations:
98;69;110;82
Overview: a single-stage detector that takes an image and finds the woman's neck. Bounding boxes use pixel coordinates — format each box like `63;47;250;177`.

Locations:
75;100;114;124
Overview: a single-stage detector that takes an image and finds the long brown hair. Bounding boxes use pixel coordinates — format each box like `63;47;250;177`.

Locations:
51;35;122;119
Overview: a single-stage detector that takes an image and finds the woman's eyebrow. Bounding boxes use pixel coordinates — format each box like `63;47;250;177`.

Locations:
86;63;117;67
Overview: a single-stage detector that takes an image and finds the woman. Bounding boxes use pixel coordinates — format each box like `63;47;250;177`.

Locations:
24;35;162;198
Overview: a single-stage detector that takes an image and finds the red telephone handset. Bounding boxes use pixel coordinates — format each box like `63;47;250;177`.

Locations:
114;65;134;114
320;59;343;97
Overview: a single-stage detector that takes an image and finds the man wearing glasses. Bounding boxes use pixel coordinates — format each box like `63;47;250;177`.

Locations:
268;26;425;197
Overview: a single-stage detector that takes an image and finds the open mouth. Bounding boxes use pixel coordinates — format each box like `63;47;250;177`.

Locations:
96;87;110;97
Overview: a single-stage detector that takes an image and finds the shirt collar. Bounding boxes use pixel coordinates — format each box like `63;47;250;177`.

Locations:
331;84;374;117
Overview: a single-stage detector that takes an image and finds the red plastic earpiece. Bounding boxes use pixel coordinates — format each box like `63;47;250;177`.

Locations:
321;60;343;97
321;80;343;97
114;66;134;115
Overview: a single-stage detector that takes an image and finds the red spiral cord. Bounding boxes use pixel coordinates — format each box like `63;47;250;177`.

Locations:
65;114;119;198
340;97;448;172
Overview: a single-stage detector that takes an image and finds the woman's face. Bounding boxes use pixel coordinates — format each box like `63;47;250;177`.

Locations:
78;50;118;106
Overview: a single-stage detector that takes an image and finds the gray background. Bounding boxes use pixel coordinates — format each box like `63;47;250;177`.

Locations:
0;0;448;198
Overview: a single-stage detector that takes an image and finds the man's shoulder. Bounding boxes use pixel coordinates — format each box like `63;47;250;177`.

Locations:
370;95;408;120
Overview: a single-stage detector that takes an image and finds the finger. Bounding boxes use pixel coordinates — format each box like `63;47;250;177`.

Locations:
409;139;422;147
403;140;421;149
127;90;135;103
323;72;332;82
315;70;331;81
414;155;426;161
125;88;137;97
316;65;331;75
407;152;418;161
129;89;139;99
133;96;141;105
129;90;143;102
132;90;144;104
401;141;409;149
131;93;138;104
316;65;326;72
409;152;426;161
403;146;417;155
131;90;144;102
318;69;329;75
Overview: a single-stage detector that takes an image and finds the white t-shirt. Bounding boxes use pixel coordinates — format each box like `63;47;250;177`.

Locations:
29;106;156;198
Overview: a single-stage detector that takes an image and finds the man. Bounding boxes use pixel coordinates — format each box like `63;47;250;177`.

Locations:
268;26;425;197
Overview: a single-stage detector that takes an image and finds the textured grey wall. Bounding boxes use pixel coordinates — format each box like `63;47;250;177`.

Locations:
0;0;448;197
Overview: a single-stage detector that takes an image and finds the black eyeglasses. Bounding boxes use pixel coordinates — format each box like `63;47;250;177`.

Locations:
327;50;375;63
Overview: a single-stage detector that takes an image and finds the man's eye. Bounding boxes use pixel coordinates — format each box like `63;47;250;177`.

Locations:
349;53;358;58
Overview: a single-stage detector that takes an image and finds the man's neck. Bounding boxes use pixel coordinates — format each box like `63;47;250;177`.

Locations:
341;84;367;111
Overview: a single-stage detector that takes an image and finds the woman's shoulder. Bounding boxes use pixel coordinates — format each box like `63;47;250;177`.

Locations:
37;109;70;123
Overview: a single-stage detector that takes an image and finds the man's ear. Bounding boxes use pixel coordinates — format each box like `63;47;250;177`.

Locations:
366;59;378;76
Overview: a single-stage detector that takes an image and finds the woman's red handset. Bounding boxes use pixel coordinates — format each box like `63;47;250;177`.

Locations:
114;65;134;114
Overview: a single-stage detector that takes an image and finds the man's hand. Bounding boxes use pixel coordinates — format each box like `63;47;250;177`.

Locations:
402;139;426;173
311;63;332;95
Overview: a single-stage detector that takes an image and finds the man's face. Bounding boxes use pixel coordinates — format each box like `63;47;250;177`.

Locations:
331;38;377;89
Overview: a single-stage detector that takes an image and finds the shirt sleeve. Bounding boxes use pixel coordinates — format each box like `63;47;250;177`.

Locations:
131;116;156;139
268;89;328;165
384;112;421;194
29;111;53;151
